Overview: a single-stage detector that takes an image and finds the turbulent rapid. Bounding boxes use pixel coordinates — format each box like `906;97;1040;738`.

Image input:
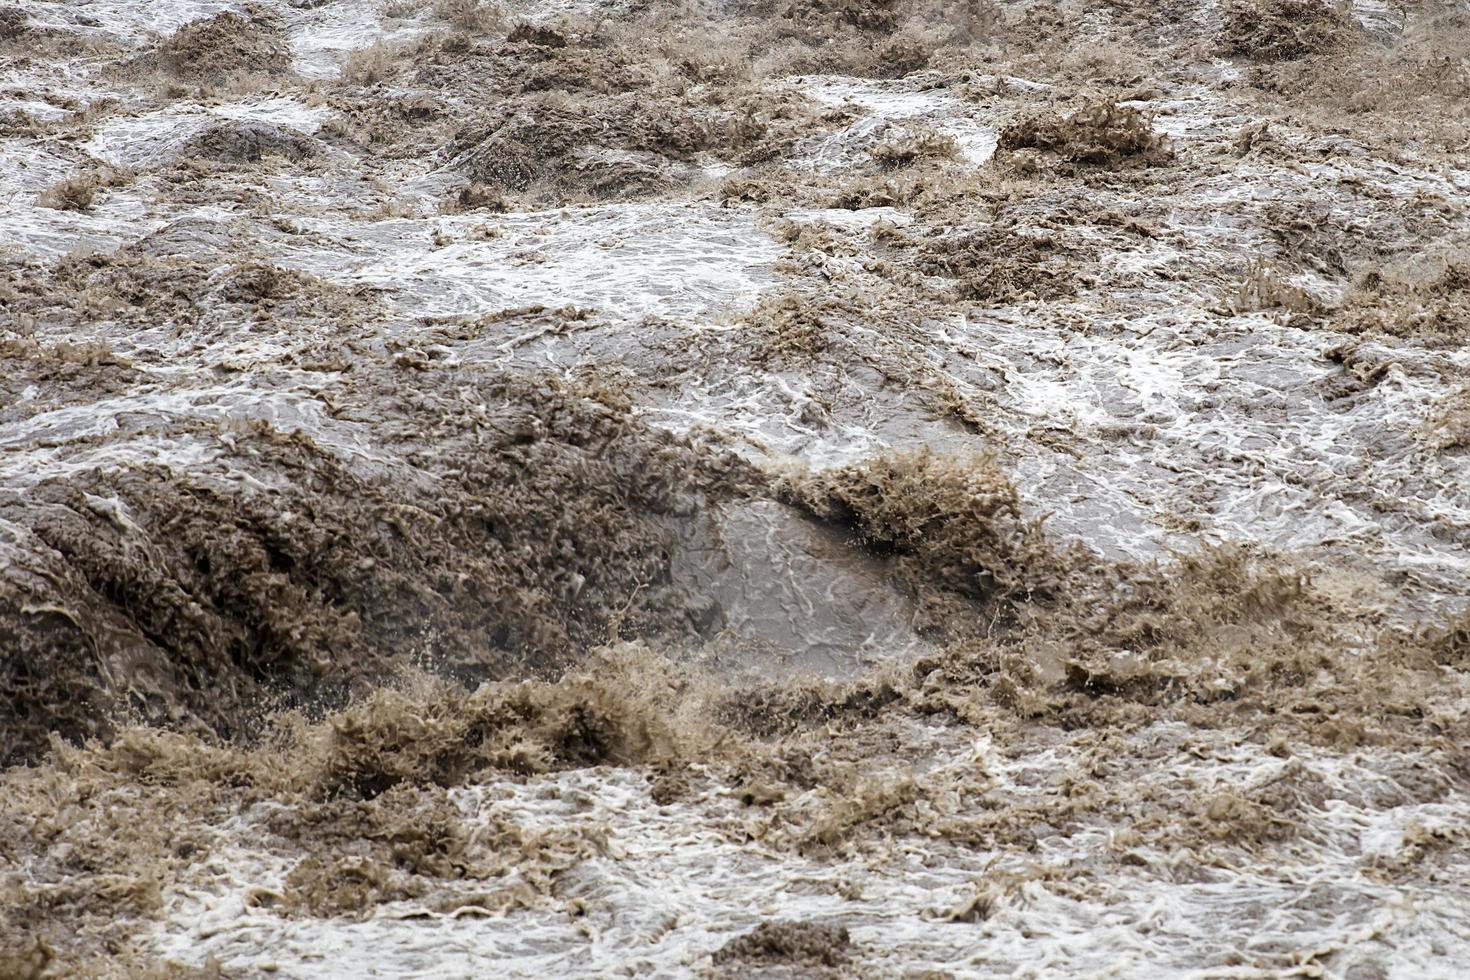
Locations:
2;0;1469;976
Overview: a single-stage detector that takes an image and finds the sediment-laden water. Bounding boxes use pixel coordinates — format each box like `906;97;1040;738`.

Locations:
2;0;1469;976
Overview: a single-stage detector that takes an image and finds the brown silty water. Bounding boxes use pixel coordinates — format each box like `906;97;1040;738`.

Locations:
2;0;1469;976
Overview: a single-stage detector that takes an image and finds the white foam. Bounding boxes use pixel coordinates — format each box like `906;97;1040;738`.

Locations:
144;727;1470;978
83;98;327;169
273;203;783;323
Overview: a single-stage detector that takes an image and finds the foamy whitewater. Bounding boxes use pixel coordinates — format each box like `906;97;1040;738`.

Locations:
3;0;1469;976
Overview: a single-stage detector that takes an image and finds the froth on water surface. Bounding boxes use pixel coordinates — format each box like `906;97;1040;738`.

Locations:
2;0;1470;975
